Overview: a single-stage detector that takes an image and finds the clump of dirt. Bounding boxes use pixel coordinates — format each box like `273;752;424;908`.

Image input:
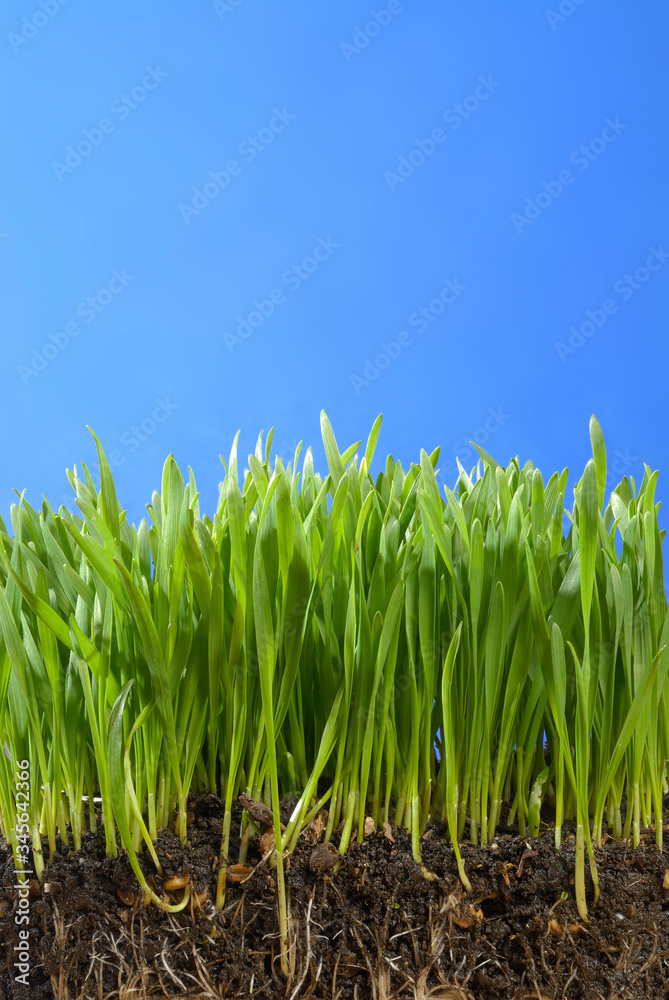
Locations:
1;795;669;999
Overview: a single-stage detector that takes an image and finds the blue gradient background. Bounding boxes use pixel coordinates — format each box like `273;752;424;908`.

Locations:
1;2;668;546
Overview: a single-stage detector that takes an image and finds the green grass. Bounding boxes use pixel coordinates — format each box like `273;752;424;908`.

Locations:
0;413;667;970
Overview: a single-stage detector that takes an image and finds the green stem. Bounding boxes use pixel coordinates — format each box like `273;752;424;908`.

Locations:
575;821;587;921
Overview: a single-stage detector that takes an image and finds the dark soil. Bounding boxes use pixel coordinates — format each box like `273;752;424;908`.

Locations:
2;796;669;999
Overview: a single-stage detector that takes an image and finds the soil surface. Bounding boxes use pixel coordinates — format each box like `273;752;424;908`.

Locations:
2;796;669;999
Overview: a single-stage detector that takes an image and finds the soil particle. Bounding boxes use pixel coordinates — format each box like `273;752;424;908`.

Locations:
309;841;339;872
1;801;669;998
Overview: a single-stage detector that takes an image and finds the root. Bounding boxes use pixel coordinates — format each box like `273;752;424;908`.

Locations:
35;859;669;1000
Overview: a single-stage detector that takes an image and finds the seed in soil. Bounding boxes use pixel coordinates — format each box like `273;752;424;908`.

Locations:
309;841;339;872
238;793;274;827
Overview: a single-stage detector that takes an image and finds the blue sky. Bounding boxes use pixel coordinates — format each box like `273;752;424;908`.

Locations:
1;1;668;544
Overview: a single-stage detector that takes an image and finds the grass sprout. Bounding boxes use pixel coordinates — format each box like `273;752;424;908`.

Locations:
0;413;667;953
